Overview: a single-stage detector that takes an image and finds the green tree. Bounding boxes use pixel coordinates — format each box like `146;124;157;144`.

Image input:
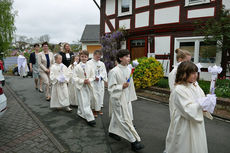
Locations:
195;7;230;77
0;0;16;58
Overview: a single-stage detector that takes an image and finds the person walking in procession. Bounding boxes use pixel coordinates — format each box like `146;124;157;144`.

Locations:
108;49;144;151
87;50;107;117
73;50;96;127
29;44;43;91
165;61;216;153
17;52;29;78
59;43;74;67
50;54;72;112
38;42;55;101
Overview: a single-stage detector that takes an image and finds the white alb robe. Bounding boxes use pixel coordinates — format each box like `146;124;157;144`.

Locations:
87;59;107;111
73;62;95;122
168;62;181;91
50;63;70;108
108;64;139;143
17;55;29;77
68;64;78;106
166;82;211;153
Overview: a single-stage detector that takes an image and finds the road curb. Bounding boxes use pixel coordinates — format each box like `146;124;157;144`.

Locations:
5;84;67;153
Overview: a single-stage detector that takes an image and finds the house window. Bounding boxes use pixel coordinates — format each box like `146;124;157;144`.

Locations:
185;0;210;6
118;0;132;16
175;37;219;67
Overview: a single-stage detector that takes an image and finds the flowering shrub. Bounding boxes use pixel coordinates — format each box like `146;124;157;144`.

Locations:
133;57;164;89
101;29;126;72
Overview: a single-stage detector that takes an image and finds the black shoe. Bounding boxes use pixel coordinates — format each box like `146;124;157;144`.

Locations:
87;120;96;127
109;133;121;141
131;141;144;151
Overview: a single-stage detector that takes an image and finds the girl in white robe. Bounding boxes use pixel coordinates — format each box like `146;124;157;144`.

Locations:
50;54;72;112
68;55;79;106
168;49;191;91
72;50;96;127
165;61;216;153
108;49;144;151
87;50;107;117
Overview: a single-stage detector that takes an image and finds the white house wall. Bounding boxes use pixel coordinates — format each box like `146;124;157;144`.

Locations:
154;6;180;25
110;19;115;29
135;0;149;8
155;0;176;4
223;0;230;10
158;59;170;76
135;11;149;28
154;36;171;55
119;19;131;29
187;7;215;19
105;23;111;33
106;0;115;15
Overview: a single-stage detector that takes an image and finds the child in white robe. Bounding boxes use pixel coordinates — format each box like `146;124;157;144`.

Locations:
87;50;107;117
168;48;191;91
17;53;29;78
108;49;144;151
165;61;216;153
73;50;96;127
50;54;72;112
68;55;79;106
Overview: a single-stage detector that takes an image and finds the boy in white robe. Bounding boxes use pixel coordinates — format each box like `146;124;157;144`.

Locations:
108;49;144;151
73;50;96;127
50;54;72;112
87;50;107;117
168;49;191;91
68;55;79;106
165;61;216;153
17;53;29;78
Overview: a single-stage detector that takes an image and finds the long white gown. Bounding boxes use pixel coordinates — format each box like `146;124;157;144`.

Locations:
168;62;181;91
68;64;78;106
108;64;139;143
165;82;210;153
50;63;70;108
73;62;95;122
17;55;29;77
87;59;107;111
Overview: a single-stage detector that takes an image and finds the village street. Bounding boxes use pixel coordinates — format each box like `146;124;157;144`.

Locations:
0;76;230;153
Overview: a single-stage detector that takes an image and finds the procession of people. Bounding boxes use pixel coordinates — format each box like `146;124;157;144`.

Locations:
16;41;218;152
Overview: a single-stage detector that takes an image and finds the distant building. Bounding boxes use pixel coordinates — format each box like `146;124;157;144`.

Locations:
80;24;101;58
99;0;230;80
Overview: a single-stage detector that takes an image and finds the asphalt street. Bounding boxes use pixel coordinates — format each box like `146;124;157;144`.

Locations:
4;76;230;153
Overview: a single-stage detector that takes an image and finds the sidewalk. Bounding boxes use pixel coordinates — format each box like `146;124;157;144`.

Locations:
0;85;66;153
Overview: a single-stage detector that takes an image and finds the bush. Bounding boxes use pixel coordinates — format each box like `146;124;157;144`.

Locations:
133;57;164;89
155;77;169;89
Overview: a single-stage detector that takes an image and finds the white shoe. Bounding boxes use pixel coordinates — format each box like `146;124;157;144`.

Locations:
65;107;72;112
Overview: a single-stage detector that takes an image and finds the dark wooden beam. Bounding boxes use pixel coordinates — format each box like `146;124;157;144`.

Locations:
93;0;100;10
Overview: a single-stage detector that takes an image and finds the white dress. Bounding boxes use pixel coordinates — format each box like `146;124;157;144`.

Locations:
73;62;95;122
168;62;181;91
17;55;29;77
68;64;78;106
87;59;107;111
166;82;210;153
50;63;71;108
108;64;139;143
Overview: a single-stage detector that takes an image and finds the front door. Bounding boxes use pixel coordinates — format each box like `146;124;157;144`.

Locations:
129;38;147;60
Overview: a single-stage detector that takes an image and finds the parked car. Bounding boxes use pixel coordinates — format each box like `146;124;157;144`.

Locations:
0;63;7;117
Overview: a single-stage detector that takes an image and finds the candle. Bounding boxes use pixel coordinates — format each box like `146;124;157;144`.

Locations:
208;65;222;94
127;60;139;83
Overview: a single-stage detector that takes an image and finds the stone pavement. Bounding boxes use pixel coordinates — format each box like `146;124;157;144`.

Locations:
0;85;65;153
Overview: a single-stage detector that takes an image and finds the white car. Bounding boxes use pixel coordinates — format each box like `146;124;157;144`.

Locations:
0;69;7;117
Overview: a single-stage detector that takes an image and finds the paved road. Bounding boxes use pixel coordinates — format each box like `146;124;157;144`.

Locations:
4;76;230;153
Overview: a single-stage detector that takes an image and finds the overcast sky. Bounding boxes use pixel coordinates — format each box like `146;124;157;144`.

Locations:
13;0;100;44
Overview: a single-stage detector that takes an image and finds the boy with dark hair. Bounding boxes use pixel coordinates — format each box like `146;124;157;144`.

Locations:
73;50;96;127
108;49;144;151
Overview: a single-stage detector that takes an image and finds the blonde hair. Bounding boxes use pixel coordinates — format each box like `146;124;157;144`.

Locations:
54;54;62;61
63;43;71;53
175;48;191;61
